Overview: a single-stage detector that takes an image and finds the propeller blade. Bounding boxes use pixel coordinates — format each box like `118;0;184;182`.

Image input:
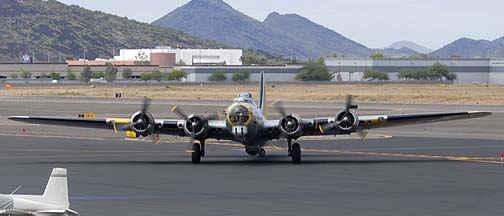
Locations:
172;105;191;121
141;97;152;114
272;101;287;117
357;130;369;141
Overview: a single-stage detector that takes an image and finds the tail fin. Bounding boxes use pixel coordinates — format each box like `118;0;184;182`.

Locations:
258;71;267;117
43;168;69;208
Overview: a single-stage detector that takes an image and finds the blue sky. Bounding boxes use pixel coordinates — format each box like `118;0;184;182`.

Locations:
58;0;504;49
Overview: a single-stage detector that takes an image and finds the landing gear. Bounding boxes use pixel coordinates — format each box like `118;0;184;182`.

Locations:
291;143;301;164
200;139;206;157
259;148;266;157
192;143;201;164
287;139;292;156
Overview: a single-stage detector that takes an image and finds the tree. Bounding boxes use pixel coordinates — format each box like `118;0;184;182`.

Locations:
66;71;77;80
398;63;457;81
295;57;333;81
208;70;227;82
232;70;250;82
150;70;163;81
104;63;118;82
166;70;187;81
431;62;450;80
362;70;389;81
370;52;384;58
19;70;32;79
122;68;133;79
50;72;61;80
81;65;92;82
91;71;105;79
241;52;268;65
140;73;152;81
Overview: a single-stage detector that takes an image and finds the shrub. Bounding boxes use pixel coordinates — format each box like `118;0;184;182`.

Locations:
19;70;32;79
66;72;77;80
295;57;333;81
362;70;389;81
166;70;187;81
232;70;250;82
81;65;92;82
91;71;105;79
50;72;61;80
104;63;118;82
208;70;227;82
122;68;133;79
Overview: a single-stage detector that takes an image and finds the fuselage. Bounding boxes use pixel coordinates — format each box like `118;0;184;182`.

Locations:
225;93;267;154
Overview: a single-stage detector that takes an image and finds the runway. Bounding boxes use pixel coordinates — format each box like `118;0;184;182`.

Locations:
0;97;503;216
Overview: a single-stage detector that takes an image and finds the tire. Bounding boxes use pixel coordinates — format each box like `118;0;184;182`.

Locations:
259;148;266;157
192;143;201;164
291;143;301;164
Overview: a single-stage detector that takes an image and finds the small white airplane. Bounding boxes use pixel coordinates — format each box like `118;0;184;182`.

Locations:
0;168;79;216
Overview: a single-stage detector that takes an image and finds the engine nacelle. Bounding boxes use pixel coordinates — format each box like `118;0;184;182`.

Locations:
335;110;359;134
279;114;303;138
183;115;208;138
130;111;156;137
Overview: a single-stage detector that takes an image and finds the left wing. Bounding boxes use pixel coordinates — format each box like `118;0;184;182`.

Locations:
264;111;492;139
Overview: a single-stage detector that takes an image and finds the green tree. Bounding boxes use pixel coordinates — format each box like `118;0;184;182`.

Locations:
166;70;187;81
370;52;384;58
140;73;152;81
10;73;18;79
50;72;61;80
91;71;105;79
19;70;32;79
232;70;251;82
241;52;268;65
104;63;118;82
150;70;164;81
295;57;333;81
66;71;77;80
208;70;227;82
122;68;133;79
362;70;389;81
81;65;92;82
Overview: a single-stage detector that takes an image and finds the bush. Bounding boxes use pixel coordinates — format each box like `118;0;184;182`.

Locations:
232;70;250;82
104;63;118;82
166;70;187;81
398;63;457;81
91;71;104;79
122;68;133;79
370;52;384;58
140;73;152;81
150;70;163;81
50;72;61;80
66;71;77;80
81;65;92;82
19;70;32;79
295;57;333;81
208;70;227;82
10;73;18;79
362;70;389;81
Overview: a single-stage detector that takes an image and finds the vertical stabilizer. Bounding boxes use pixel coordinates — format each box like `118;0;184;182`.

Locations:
42;168;69;208
258;71;267;116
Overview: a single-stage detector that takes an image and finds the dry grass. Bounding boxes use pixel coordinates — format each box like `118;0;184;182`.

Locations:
1;84;503;105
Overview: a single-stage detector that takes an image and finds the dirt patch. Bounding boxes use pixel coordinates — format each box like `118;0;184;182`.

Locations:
1;83;503;105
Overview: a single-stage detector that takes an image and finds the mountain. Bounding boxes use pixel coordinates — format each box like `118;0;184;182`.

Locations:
152;0;371;58
0;0;226;62
387;41;433;54
374;47;420;58
431;37;504;58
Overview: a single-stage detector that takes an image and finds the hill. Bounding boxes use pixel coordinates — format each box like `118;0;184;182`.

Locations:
0;0;226;62
431;37;504;58
387;41;433;54
152;0;372;59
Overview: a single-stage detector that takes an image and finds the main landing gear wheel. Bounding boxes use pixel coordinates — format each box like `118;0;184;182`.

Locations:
259;148;266;157
192;143;202;164
291;143;301;164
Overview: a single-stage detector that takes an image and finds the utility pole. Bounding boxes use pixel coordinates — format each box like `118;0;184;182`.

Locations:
59;52;62;63
83;47;86;60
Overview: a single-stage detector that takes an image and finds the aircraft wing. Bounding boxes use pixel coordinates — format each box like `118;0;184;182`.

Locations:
0;209;32;215
357;111;492;130
265;111;491;138
8;116;186;137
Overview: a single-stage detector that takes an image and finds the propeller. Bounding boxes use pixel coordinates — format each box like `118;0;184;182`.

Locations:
172;105;219;152
322;95;358;132
272;101;287;118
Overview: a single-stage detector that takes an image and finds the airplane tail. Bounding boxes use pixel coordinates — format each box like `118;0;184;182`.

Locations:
258;71;267;117
42;168;70;208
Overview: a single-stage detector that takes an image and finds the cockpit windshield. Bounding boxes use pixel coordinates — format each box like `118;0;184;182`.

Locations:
233;93;256;106
228;104;252;126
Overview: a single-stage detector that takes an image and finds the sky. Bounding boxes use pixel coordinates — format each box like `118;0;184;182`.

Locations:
58;0;504;50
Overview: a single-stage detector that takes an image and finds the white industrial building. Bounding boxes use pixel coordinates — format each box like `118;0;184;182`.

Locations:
113;47;243;66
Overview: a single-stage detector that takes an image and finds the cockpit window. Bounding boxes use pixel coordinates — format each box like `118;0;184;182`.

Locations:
233;92;256;106
228;104;252;126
